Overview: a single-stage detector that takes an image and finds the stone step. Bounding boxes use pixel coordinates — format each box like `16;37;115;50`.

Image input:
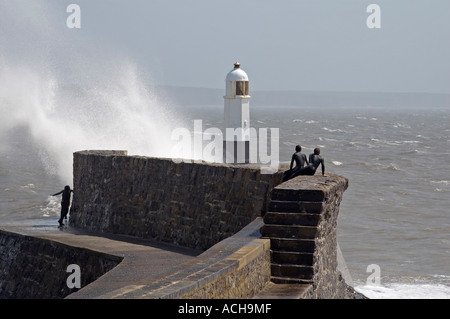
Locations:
268;201;323;214
253;282;313;299
270;188;325;202
271;251;313;266
271;276;313;285
268;238;316;253
263;212;319;227
260;225;317;240
271;263;314;281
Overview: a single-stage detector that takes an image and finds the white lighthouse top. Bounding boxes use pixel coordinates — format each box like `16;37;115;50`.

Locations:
225;62;248;82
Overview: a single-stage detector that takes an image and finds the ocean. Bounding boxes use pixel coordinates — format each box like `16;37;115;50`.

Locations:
177;104;450;299
1;95;449;299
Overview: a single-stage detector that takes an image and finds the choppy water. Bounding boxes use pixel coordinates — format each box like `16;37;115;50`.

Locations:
1;103;449;299
176;104;450;299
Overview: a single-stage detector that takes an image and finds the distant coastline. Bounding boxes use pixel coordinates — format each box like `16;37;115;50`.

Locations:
154;85;450;108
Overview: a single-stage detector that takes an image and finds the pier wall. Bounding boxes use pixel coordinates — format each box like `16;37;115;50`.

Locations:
70;151;284;251
0;229;121;299
0;150;358;299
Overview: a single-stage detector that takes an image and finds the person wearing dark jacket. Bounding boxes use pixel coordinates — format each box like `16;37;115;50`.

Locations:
52;185;73;226
282;145;308;181
283;147;328;181
301;147;327;176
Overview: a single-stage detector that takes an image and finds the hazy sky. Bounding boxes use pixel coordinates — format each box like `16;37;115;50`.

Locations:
1;0;450;93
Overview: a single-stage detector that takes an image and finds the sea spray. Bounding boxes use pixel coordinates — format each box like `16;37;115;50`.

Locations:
0;2;187;184
0;60;185;183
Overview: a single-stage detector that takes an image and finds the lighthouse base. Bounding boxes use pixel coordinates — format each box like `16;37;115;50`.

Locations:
223;140;250;164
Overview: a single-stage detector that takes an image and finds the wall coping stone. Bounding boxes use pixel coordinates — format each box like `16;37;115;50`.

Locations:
95;217;271;299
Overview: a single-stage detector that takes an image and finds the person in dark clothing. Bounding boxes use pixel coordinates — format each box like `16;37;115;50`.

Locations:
282;145;308;181
300;147;327;176
283;147;328;181
52;185;73;227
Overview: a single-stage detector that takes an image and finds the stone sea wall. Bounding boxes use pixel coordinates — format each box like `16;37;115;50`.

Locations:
0;229;121;299
70;151;284;251
68;151;358;299
0;150;360;299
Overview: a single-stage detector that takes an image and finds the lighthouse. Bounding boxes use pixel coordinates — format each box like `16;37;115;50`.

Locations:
223;62;250;164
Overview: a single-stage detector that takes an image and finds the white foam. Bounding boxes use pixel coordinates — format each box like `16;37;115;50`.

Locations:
21;184;35;189
0;60;184;184
0;2;186;184
393;122;411;129
355;283;450;299
322;127;345;133
431;180;450;185
434;188;449;193
40;196;60;217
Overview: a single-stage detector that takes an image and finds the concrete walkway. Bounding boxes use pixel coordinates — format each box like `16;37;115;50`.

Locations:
2;217;315;299
2;217;201;299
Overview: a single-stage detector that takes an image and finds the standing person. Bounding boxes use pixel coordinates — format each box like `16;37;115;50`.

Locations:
282;145;308;181
52;185;73;227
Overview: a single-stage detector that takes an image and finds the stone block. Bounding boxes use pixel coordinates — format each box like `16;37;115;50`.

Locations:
268;200;324;214
263;212;319;226
260;225;317;240
270;188;325;202
271;264;314;280
271;251;314;266
268;238;316;253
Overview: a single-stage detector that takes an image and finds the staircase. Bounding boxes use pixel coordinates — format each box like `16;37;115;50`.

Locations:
260;183;325;284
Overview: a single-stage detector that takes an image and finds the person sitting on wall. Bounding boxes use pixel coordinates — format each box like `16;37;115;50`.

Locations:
284;147;328;181
52;185;73;227
282;145;308;182
299;147;328;177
